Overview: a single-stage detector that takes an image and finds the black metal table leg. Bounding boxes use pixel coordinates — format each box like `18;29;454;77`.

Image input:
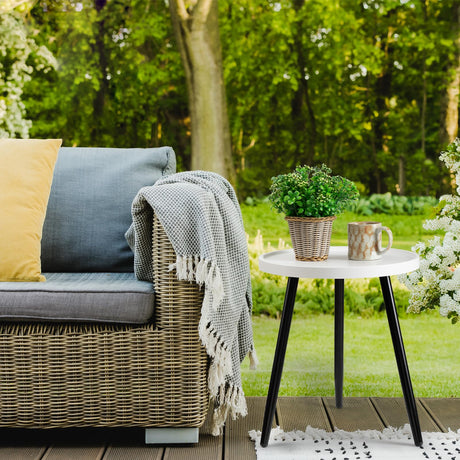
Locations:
380;276;423;447
260;277;299;448
334;279;344;408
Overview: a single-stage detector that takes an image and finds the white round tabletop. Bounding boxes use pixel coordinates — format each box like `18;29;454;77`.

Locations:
259;247;419;279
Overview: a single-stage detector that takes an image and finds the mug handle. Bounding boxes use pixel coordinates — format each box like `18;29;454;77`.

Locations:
376;226;393;255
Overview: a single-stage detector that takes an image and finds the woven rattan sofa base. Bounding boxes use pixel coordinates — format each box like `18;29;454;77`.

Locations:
0;216;208;429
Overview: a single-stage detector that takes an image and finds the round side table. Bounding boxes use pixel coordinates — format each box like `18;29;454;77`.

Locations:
258;247;422;448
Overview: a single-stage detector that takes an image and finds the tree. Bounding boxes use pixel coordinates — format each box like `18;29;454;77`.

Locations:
169;0;236;184
26;0;187;161
439;1;460;146
19;0;459;197
220;0;454;197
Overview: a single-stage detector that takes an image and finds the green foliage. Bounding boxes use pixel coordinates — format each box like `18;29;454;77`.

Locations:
350;193;438;216
268;164;359;217
250;268;410;319
220;0;457;199
0;11;55;138
6;0;459;197
24;0;188;162
448;311;459;324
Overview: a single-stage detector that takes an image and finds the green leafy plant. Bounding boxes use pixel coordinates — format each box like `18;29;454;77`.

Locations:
268;164;359;218
349;193;437;216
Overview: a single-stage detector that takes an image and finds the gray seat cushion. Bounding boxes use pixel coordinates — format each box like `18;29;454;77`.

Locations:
0;273;155;324
41;146;176;272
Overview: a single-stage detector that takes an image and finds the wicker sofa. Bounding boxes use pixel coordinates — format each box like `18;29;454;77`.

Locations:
0;146;209;443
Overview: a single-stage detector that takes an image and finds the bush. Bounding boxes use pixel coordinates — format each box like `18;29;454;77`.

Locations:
349;193;437;216
251;276;410;318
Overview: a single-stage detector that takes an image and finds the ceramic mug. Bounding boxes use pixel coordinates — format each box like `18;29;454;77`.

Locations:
348;221;393;261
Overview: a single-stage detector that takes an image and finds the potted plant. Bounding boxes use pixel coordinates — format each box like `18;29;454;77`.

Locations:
269;164;359;261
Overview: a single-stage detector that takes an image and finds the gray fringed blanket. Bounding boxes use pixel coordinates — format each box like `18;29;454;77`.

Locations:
125;171;256;435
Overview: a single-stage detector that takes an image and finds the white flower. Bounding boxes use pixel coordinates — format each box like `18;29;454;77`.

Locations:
419;258;430;273
427;252;441;267
409;271;422;284
412;241;426;253
439;303;451;317
440;294;460;316
424;217;451;232
405;138;460;322
0;13;55;138
439;276;457;293
424;268;440;283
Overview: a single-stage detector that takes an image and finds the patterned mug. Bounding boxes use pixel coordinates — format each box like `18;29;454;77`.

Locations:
348;221;393;261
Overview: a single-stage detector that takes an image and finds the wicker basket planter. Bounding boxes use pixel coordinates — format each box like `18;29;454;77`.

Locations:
286;215;337;261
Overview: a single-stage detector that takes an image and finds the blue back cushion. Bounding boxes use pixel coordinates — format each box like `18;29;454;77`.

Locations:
41;146;176;272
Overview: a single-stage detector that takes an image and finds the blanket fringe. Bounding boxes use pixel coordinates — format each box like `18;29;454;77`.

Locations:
249;349;259;370
200;322;233;395
170;255;224;309
211;384;248;436
200;321;248;435
170;254;248;436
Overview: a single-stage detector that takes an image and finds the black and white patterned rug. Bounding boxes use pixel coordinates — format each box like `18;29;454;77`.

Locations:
249;425;460;459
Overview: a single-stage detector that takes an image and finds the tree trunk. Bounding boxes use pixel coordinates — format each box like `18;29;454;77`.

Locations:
421;66;427;154
439;3;460;146
169;0;236;184
420;0;427;154
371;23;394;194
371;69;391;194
91;0;109;144
398;155;405;196
290;0;316;166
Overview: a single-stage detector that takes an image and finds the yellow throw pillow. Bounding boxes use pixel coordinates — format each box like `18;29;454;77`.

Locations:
0;139;62;281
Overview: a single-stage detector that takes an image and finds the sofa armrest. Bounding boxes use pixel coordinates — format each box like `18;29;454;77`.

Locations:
152;214;204;329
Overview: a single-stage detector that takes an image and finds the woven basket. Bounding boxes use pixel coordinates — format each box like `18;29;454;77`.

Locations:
286;215;337;261
0;216;208;429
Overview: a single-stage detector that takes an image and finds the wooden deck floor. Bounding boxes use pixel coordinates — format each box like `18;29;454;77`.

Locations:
0;397;459;459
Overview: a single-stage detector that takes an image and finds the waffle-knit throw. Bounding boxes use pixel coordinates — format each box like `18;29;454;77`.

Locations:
125;171;256;435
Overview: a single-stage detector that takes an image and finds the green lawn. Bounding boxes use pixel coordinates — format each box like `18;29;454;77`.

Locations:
240;201;457;398
242;315;460;398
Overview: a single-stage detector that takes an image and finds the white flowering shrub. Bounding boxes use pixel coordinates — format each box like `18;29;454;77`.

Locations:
400;139;460;323
0;12;56;138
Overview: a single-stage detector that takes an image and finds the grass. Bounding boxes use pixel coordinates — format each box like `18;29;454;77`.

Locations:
242;315;460;398
239;201;458;398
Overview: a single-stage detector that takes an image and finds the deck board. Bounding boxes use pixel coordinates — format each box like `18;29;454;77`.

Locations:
371;397;441;432
276;396;332;432
164;408;222;460
224;397;268;460
323;397;385;431
103;446;163;460
0;398;456;458
420;398;460;431
41;445;106;460
0;446;47;460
